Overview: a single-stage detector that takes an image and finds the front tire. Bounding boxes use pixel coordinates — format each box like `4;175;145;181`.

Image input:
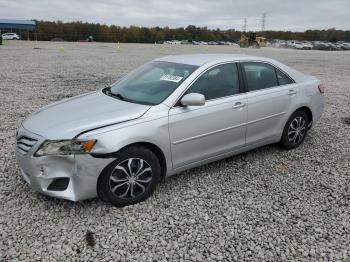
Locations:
281;111;309;149
98;146;161;207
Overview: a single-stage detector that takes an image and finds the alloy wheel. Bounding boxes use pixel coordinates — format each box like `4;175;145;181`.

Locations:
109;158;153;199
288;116;306;145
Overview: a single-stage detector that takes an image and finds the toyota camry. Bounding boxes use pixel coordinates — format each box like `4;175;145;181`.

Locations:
16;54;325;206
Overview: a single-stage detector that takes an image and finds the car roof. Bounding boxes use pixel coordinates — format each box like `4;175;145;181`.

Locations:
155;53;309;83
155;53;269;66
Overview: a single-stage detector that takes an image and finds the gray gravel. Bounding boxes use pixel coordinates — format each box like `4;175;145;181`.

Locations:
1;41;350;261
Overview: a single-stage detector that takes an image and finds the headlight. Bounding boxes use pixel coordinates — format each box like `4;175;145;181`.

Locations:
35;139;97;156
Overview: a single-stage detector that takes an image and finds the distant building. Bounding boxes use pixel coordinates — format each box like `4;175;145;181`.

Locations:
0;19;36;40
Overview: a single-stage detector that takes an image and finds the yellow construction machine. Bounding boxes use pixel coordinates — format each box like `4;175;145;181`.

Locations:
239;33;266;48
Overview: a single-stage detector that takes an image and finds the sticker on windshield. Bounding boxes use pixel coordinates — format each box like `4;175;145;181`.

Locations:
160;74;183;83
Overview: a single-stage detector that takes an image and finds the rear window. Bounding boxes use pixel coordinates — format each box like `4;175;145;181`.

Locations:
243;62;278;91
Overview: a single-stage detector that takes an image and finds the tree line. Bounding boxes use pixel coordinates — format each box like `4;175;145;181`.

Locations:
34;20;350;42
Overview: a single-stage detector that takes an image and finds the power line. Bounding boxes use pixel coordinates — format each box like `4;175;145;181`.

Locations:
243;18;247;32
261;13;267;32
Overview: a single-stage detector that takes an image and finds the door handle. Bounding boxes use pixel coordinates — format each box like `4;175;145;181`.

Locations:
288;89;297;96
232;102;246;109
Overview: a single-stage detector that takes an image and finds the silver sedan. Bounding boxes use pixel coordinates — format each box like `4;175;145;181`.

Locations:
15;54;325;206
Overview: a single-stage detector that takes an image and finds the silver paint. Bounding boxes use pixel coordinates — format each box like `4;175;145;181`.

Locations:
15;54;325;201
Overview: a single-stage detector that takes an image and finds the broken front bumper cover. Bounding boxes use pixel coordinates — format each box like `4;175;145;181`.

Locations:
15;126;113;201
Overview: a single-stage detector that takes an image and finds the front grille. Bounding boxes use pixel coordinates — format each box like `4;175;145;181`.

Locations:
16;136;38;155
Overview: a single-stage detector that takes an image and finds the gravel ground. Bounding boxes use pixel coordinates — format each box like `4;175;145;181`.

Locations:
1;41;350;261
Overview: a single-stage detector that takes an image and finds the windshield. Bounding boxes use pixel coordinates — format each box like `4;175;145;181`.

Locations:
109;61;198;105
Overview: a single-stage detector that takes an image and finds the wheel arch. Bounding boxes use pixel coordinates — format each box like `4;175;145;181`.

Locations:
95;141;168;182
279;105;313;142
131;142;167;180
295;106;313;126
280;106;312;149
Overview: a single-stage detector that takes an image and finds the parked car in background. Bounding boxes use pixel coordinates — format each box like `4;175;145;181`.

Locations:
325;42;339;50
333;43;343;50
301;41;313;50
164;40;181;45
285;41;295;48
312;42;331;50
227;42;240;47
289;41;301;49
271;40;287;48
270;39;350;51
340;42;350;50
2;33;20;40
289;41;312;50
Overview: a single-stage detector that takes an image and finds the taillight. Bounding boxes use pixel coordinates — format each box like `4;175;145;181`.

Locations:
318;84;326;94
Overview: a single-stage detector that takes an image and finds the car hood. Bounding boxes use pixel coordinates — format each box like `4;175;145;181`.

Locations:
22;90;151;139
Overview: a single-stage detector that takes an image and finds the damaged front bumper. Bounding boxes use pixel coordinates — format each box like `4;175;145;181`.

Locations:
15;126;113;201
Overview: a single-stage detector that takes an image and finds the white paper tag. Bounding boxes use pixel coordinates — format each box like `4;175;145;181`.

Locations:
160;74;183;83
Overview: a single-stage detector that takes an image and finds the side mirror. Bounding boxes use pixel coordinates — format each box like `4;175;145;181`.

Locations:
180;93;205;107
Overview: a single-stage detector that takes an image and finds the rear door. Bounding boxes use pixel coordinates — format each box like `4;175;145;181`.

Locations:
241;62;296;145
169;63;247;168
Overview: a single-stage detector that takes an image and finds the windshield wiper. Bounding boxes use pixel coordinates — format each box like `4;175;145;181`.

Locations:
103;85;112;94
112;93;127;101
102;86;154;105
103;86;127;101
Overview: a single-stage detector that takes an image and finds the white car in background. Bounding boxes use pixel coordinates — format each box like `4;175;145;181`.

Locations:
271;40;286;48
2;33;20;40
290;41;303;49
290;41;312;50
301;41;313;50
164;40;181;45
227;42;240;47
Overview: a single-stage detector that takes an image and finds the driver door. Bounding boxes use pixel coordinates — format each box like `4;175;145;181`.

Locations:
168;63;247;169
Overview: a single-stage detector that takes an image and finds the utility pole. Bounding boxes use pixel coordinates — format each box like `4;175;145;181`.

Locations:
261;13;267;32
243;18;247;32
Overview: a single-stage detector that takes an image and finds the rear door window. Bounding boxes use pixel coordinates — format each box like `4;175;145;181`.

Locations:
276;69;294;85
242;62;278;91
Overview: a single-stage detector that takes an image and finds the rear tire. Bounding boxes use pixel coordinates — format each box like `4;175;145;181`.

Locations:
281;111;309;149
98;146;161;207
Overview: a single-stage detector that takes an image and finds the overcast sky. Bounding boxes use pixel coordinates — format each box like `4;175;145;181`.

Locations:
0;0;349;31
